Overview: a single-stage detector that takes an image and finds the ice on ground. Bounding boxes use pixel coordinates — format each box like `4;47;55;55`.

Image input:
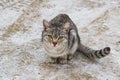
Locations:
0;0;120;80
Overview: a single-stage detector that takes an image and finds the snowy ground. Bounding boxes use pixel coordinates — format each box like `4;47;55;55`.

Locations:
0;0;120;80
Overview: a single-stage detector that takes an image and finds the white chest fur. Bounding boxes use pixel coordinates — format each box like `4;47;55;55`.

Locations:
43;41;68;57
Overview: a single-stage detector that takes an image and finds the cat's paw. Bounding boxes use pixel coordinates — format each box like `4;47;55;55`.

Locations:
49;57;57;64
59;58;68;64
67;54;74;60
49;57;68;64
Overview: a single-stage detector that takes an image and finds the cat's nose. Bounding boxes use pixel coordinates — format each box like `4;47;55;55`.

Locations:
52;42;57;47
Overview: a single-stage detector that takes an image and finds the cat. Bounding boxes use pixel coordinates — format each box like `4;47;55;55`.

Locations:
41;14;111;64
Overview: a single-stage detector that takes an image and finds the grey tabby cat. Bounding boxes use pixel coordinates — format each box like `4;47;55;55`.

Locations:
42;14;110;64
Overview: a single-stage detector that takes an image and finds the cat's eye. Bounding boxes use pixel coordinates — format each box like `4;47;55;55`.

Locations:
58;36;63;39
47;35;52;38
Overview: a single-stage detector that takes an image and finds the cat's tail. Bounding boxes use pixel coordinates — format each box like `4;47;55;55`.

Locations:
78;44;111;59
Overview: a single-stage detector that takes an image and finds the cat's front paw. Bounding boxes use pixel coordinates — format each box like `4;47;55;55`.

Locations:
49;57;68;64
49;57;57;64
59;58;68;64
67;54;74;60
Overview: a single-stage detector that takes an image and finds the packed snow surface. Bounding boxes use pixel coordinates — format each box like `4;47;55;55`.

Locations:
0;0;120;80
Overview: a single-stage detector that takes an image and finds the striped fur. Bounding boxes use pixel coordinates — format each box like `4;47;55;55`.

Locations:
42;14;111;63
78;44;110;59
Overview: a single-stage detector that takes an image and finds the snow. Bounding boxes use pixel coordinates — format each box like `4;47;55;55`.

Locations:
0;0;120;80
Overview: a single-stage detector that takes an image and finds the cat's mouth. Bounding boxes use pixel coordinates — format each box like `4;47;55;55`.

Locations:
43;41;68;57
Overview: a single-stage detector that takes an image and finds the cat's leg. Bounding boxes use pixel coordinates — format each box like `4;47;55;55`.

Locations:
49;55;72;64
67;53;74;60
58;55;68;64
49;56;68;64
58;53;74;64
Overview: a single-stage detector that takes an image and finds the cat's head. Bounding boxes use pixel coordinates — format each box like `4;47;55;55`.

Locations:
42;19;70;47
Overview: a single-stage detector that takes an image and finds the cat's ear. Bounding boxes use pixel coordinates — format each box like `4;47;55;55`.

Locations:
63;22;70;32
43;19;50;30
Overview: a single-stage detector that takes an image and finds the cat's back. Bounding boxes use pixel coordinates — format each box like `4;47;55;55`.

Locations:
50;14;71;26
50;14;78;32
